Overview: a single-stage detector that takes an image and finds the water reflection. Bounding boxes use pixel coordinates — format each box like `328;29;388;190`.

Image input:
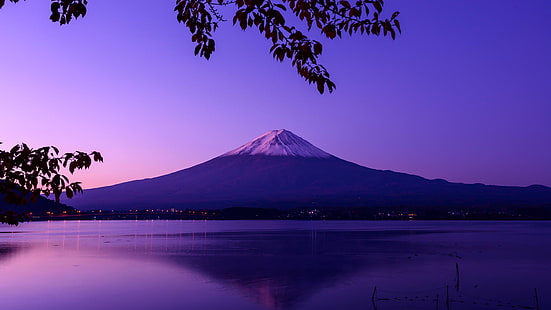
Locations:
161;231;421;309
0;243;21;264
0;221;549;310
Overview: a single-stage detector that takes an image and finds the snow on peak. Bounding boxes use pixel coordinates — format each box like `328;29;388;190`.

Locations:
221;129;332;158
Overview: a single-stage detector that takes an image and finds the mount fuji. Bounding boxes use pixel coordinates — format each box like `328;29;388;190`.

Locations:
65;129;551;211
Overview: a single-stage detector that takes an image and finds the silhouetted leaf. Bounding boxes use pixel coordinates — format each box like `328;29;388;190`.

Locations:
65;187;73;198
394;19;401;33
373;1;382;13
316;79;324;94
51;2;60;12
340;1;350;8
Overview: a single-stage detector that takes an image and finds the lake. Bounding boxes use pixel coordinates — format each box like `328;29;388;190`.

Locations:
0;220;549;310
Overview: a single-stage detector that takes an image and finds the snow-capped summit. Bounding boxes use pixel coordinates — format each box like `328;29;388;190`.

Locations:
221;129;332;158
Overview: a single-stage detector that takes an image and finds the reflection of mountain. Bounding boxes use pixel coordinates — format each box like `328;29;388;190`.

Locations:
160;230;432;309
0;243;22;264
180;254;356;309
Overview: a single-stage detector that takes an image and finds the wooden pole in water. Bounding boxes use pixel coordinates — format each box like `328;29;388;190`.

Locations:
455;263;460;291
371;286;378;310
436;294;439;310
446;285;450;310
535;288;540;310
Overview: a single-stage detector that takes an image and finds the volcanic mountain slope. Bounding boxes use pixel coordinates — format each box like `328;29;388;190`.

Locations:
66;129;551;211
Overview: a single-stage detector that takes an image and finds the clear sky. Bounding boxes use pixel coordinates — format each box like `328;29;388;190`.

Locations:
1;0;550;189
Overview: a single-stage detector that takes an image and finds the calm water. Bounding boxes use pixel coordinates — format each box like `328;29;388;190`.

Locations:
0;220;549;310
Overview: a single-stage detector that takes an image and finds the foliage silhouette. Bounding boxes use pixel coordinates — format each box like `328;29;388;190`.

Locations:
0;0;400;94
0;142;103;225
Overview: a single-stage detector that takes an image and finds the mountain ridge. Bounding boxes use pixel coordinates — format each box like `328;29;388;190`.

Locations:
63;129;551;211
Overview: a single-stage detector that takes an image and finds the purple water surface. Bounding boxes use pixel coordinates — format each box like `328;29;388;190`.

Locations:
0;220;549;310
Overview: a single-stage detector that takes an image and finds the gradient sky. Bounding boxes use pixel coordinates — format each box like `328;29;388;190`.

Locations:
1;0;550;189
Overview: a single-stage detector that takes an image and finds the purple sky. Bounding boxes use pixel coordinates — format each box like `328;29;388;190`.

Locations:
1;0;550;189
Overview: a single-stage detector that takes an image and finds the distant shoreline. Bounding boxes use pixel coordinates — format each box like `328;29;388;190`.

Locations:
27;205;551;222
